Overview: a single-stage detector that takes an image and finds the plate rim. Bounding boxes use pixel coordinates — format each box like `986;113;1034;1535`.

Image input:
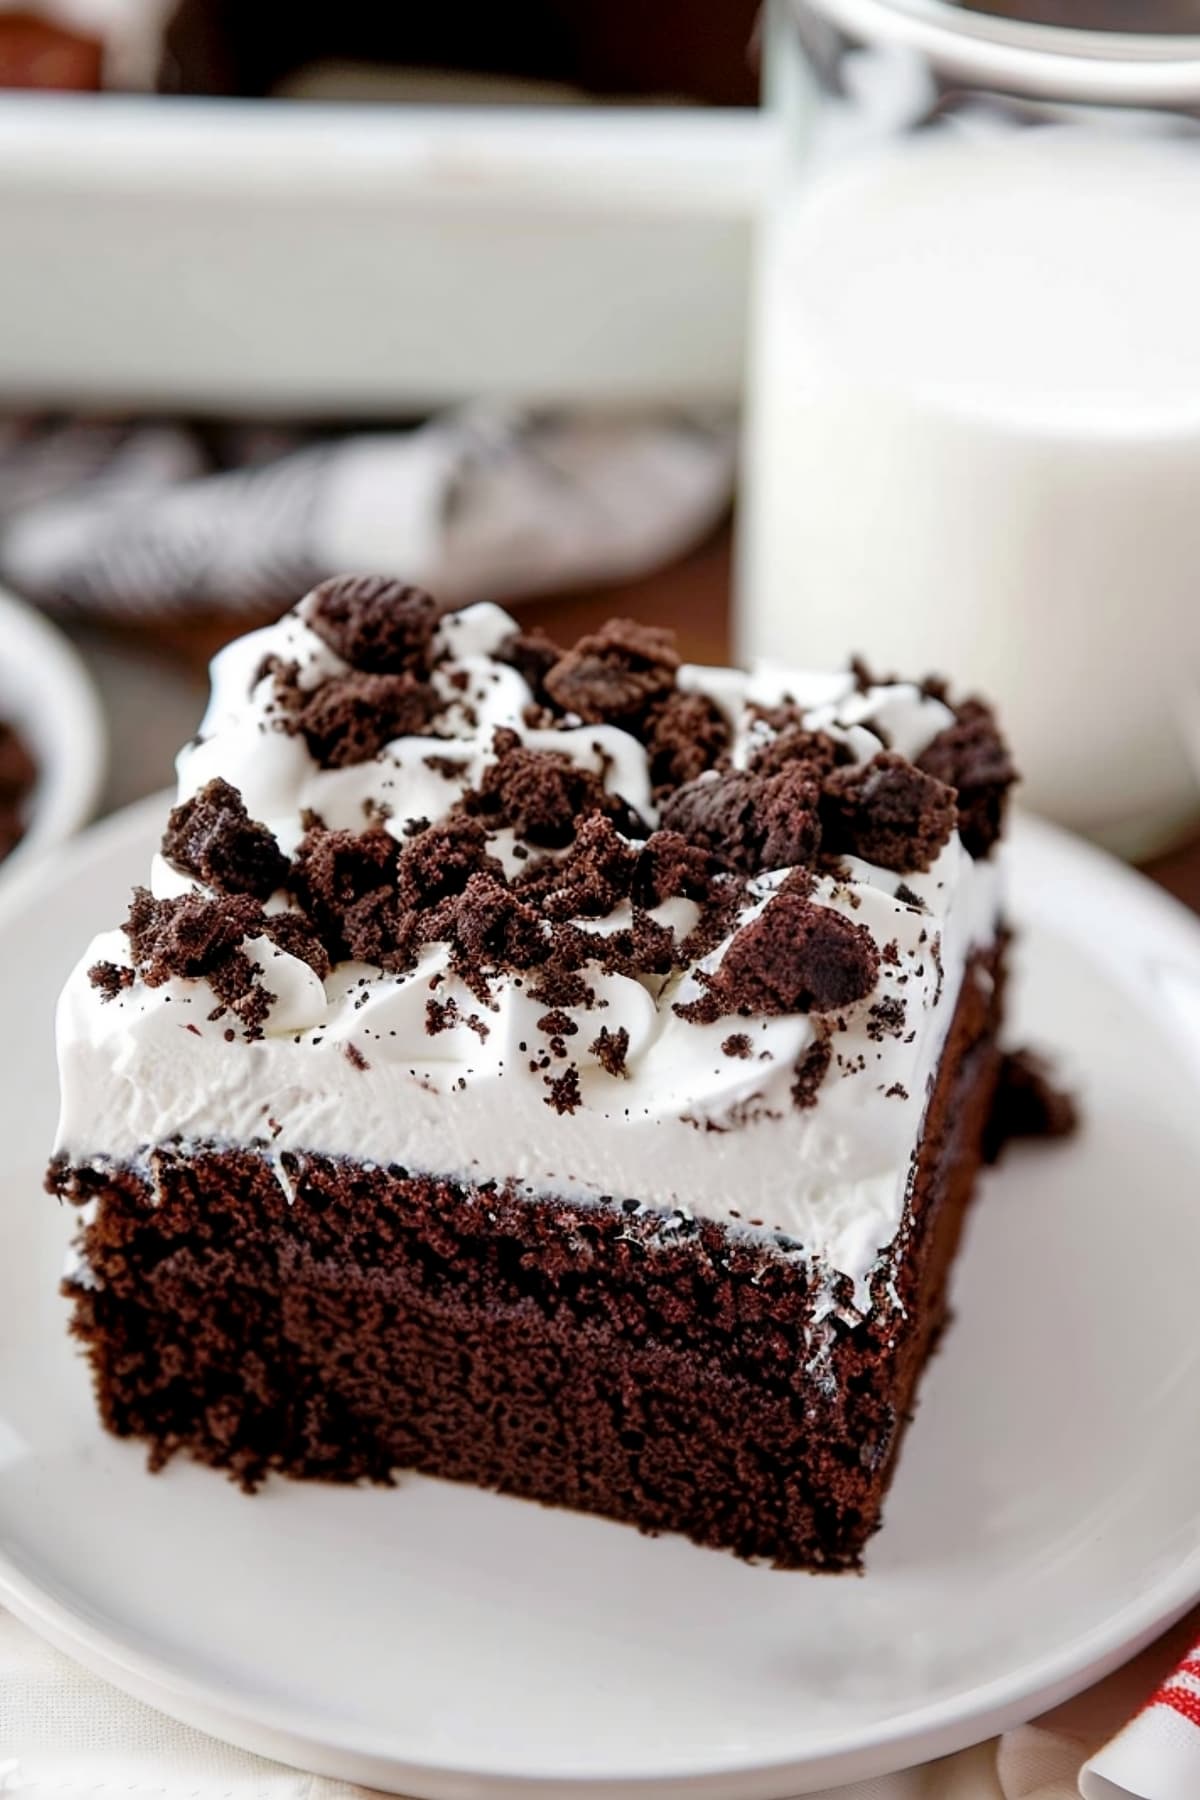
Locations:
4;796;1200;1797
3;1538;1200;1798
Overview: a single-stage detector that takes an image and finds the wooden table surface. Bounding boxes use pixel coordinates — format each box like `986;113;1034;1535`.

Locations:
136;519;1200;914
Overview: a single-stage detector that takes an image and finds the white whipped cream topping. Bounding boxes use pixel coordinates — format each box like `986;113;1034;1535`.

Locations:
54;599;1000;1311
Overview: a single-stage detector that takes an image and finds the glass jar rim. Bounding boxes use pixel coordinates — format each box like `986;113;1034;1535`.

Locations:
799;0;1200;103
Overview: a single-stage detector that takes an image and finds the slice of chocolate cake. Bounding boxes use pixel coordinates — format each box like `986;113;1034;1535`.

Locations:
48;578;1014;1569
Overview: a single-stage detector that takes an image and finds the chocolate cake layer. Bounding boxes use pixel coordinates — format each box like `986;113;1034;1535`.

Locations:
53;942;1002;1570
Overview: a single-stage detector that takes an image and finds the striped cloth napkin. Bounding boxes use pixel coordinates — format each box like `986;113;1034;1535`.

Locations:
0;407;735;623
1079;1622;1200;1800
5;1603;1200;1797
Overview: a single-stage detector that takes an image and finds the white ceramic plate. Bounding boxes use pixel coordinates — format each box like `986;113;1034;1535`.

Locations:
0;582;106;879
2;799;1200;1798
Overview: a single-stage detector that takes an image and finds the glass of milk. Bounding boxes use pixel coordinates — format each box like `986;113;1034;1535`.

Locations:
739;0;1200;852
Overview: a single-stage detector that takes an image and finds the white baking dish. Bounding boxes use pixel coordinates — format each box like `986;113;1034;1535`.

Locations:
0;582;105;878
0;96;767;413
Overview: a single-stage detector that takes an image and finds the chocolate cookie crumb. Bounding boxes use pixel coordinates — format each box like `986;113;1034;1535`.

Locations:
446;873;548;976
307;574;439;676
985;1048;1078;1160
792;1034;833;1109
626;908;678;977
537;1008;578;1040
684;893;879;1021
495;628;565;705
291;672;436;769
291;827;401;967
543;1066;583;1114
122;888;275;1038
849;654;892;693
88;961;134;1000
527;965;593;1011
747;723;842;780
544;618;678;726
343;1042;370;1071
466;730;632;849
423;754;469;781
867;996;907;1040
660;766;822;876
259;911;332;981
644;689;731;795
426;996;459;1036
632;830;721;908
517;814;638;919
161;778;288;899
821;753;957;873
918;698;1017;858
397;818;504;910
125;887;262;986
590;1024;630;1077
722;1033;753;1059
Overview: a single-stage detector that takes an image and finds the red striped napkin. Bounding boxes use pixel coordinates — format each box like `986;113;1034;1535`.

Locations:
1081;1633;1200;1800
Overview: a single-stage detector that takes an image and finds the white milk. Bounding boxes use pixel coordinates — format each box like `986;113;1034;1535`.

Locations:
739;125;1200;848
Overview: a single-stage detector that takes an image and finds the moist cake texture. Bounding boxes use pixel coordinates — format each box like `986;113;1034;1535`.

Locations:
49;577;1015;1567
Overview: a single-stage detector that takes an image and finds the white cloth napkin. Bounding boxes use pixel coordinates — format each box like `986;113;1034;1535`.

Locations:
5;1604;1200;1798
0;407;736;621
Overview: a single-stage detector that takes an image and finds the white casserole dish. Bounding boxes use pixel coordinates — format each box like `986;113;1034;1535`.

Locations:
0;96;767;412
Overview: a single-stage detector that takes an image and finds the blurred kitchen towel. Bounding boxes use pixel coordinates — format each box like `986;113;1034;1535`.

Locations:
0;408;736;620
